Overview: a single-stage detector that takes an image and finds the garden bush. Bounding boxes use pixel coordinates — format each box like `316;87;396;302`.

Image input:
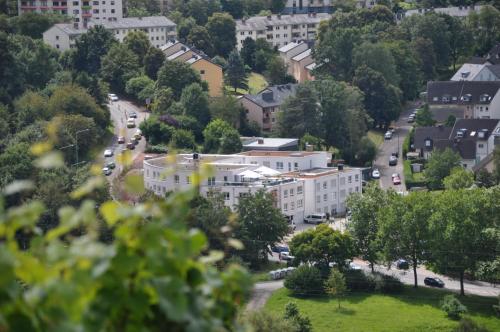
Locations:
372;273;404;294
145;144;168;154
284;265;324;296
343;269;375;292
441;295;467;320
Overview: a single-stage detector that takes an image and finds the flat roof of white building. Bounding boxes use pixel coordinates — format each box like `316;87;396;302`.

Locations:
236;13;331;31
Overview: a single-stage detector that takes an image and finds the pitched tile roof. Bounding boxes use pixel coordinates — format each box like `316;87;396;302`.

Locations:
242;84;298;108
427;81;500;105
414;126;453;150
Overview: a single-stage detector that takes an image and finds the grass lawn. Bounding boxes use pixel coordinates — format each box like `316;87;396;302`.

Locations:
225;72;268;95
367;130;384;148
265;287;500;332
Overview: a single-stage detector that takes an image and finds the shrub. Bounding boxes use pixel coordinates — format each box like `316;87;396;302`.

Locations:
441;295;467;320
284;265;324;296
372;273;404;294
244;310;296;331
145;144;168;154
454;318;491;332
344;269;375;292
171;129;196;150
283;302;312;332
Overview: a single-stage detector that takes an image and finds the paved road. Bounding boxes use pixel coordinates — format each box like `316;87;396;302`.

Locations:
247;280;284;311
373;107;417;191
102;99;148;180
354;259;500;297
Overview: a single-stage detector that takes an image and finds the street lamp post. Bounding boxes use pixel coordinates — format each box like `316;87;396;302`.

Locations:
75;129;90;166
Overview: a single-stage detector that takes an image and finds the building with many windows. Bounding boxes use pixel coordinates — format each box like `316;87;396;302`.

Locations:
43;16;176;50
143;151;361;220
235;13;331;50
18;0;123;29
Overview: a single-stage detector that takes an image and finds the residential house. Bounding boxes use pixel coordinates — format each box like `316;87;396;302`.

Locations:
414;119;500;168
450;63;500;81
240;84;298;132
143;151;359;218
278;42;315;82
18;0;123;29
160;40;223;97
426;81;500;119
241;137;299;151
399;5;484;20
282;0;334;14
235;13;331;50
290;48;314;82
43;16;176;51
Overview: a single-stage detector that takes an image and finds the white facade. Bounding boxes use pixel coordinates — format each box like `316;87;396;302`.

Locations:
235;13;331;50
286;168;362;216
43;16;176;51
18;0;123;29
401;5;484;20
451;63;500;82
143;152;360;222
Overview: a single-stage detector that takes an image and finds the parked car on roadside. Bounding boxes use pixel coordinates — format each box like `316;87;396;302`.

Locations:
108;93;118;102
424;277;445;288
389;155;398;166
102;167;112;176
126;142;135;150
372;169;380;179
127;118;136;128
117;136;125;144
396;259;409;270
103;149;113;157
271;245;289;254
304;213;327;224
392;175;401;185
129;111;137;119
279;252;295;261
384;131;393;140
106;161;116;169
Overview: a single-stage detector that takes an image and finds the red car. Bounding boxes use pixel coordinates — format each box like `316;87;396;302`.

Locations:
392;175;401;185
117;136;125;144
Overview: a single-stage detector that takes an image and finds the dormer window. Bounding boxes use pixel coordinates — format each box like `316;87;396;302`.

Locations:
461;71;470;78
461;94;472;102
479;94;491;102
442;96;450;103
425;138;432;148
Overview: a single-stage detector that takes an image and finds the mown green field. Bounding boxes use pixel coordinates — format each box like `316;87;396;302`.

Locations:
265;287;500;332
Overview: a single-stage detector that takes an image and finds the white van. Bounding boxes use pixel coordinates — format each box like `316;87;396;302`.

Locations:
304;213;327;224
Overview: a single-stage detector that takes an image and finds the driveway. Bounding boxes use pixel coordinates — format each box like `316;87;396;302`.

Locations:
102;99;148;181
372;107;417;191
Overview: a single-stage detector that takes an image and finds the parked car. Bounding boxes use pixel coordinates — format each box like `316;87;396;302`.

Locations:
102;167;112;176
127;119;136;128
108;93;118;102
384;131;393;140
271;245;289;254
126;142;135;150
144;154;154;160
279;252;295;261
349;262;362;270
134;130;142;140
129;111;137;119
130;137;138;145
103;149;113;157
304;213;327;224
392;175;401;185
407;116;415;123
106;161;116;169
424;277;445;288
396;259;409;270
372;169;381;179
389;155;398;166
117;136;125;144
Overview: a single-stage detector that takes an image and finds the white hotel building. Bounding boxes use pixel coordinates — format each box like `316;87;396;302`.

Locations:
143;151;362;222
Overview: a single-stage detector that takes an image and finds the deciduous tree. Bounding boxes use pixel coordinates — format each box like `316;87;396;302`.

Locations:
157;60;203;98
424;148;461;190
206;12;236;58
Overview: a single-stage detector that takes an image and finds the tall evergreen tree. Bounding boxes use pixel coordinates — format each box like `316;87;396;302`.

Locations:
224;50;248;93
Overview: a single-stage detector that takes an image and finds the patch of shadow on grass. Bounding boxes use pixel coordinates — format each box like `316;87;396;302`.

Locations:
335;307;355;315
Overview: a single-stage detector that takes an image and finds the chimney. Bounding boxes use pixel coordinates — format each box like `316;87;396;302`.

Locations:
312;12;317;17
193;153;199;160
242;18;246;24
258;138;264;144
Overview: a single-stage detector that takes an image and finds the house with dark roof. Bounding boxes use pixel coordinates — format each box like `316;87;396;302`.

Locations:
426;81;500;119
414;119;500;168
240;84;298;132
